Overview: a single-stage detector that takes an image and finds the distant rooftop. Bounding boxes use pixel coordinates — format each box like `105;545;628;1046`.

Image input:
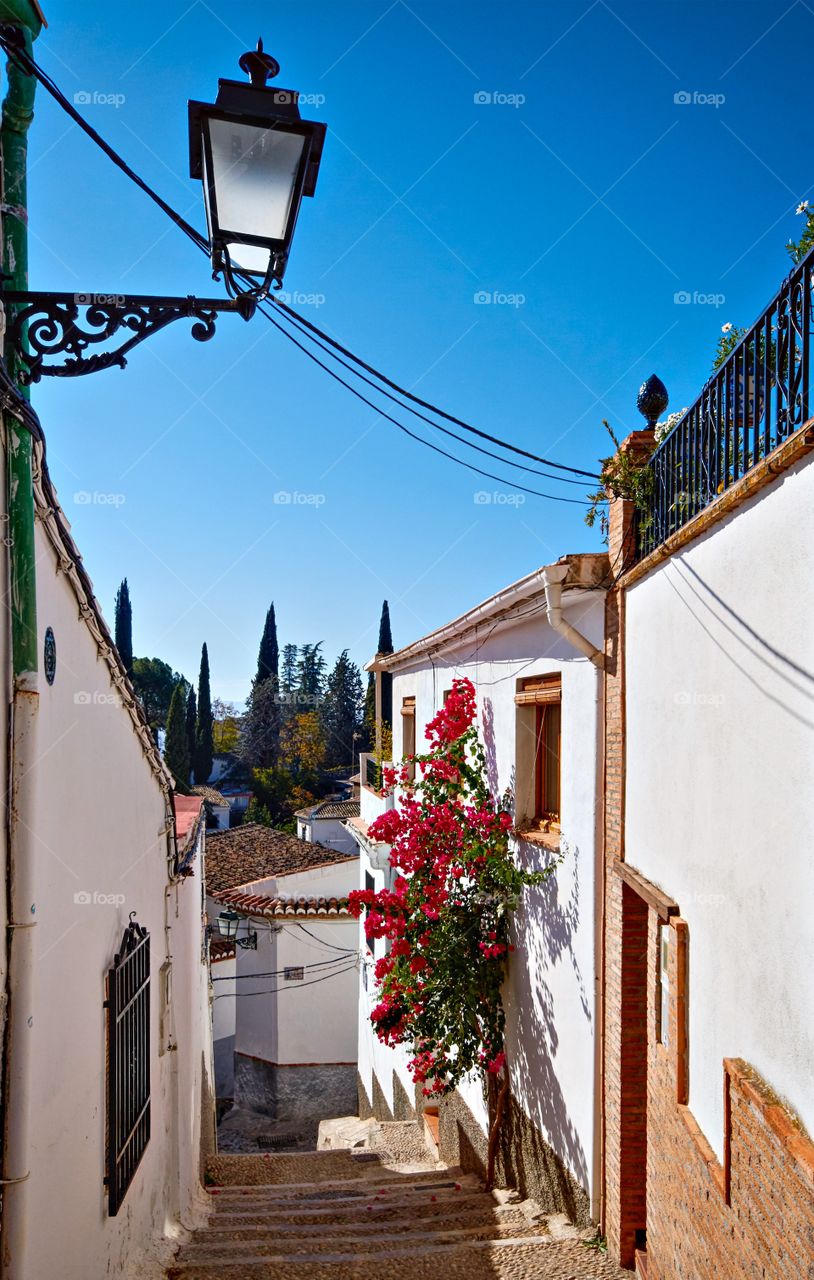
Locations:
212;888;352;919
205;823;357;895
295;799;361;821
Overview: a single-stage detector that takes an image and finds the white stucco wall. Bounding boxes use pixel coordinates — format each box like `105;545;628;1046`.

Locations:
624;453;814;1161
12;520;214;1280
354;593;604;1200
297;815;358;856
232;860;360;1068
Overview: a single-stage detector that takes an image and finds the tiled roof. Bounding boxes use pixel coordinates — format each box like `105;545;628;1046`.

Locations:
213;888;352;918
205;823;357;894
295;799;361;821
192;785;229;807
209;937;236;963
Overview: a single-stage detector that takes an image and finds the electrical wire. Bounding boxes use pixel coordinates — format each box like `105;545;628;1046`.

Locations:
289;922;359;953
210;952;359;982
0;27;603;494
213;960;358;999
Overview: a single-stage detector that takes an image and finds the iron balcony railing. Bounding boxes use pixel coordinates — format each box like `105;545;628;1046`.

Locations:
637;244;814;560
104;916;151;1216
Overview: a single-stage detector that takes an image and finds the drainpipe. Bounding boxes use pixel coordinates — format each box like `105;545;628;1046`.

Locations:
0;6;43;1278
542;563;605;668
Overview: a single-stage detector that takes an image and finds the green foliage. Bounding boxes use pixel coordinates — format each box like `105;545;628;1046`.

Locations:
256;602;279;686
212;698;241;755
296;642;327;703
787;201;814;264
377;599;393;654
132;656;184;735
281;643;298;695
376;601;394;729
193;643;214;785
185;685;197;763
584;421;654;540
240;677;281;769
114;578;133;677
322;649;364;767
164;680;191;790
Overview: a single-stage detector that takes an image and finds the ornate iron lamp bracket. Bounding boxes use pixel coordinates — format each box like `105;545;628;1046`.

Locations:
0;290;256;383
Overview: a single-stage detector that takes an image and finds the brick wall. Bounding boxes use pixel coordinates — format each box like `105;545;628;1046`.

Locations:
603;430;654;1265
645;912;814;1279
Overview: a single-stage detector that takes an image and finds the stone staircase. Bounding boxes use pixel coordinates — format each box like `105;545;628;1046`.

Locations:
167;1148;626;1279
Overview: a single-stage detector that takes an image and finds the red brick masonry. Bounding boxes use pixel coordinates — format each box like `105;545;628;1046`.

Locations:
646;910;814;1280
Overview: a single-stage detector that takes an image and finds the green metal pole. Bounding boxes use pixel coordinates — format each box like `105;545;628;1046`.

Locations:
0;1;42;681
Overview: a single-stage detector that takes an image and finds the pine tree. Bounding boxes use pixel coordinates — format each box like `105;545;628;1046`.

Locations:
114;579;133;677
240;678;282;770
194;643;214;784
164;681;191;789
362;671;376;750
296;642;327;706
256;602;279;686
322;650;364;767
281;644;298;694
377;600;394;730
185;685;197;765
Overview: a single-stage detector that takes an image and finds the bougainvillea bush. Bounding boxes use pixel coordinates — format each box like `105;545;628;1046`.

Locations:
348;677;552;1100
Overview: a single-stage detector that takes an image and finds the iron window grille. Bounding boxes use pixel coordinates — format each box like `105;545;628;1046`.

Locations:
104;916;151;1216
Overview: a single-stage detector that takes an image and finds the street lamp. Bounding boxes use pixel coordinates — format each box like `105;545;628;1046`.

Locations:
0;31;326;381
189;38;326;298
215;910;258;950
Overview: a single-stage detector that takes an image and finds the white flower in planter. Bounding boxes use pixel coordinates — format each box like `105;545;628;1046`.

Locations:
796;201;809;215
721;322;733;333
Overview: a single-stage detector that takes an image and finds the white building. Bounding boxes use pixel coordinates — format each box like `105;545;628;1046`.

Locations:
0;449;215;1280
348;554;608;1224
295;798;360;856
192;784;231;830
205;825;359;1124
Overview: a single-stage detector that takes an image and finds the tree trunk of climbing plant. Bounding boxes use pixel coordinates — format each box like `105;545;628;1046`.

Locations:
485;1067;510;1190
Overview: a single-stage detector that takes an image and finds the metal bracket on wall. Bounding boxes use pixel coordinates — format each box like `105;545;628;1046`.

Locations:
0;291;256;382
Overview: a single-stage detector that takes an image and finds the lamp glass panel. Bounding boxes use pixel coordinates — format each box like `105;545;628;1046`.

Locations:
208;117;305;242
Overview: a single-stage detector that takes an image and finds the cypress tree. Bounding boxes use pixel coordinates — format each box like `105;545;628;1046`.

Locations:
114;578;133;677
185;685;197;765
377;600;394;730
164;681;191;789
256;602;279;686
194;643;214;783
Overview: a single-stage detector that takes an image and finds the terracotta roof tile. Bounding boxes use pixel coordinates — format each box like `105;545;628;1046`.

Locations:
209;937;236;962
295;799;361;820
212;888;352;918
192;785;230;808
205;822;357;894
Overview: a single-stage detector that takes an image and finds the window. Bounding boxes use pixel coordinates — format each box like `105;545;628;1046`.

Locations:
401;696;416;782
515;675;561;832
105;919;151;1216
284;966;305;981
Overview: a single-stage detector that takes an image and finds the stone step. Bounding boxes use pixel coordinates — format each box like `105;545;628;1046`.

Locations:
191;1204;531;1243
201;1194;512;1231
206;1151;433;1187
204;1172;471;1203
167;1235;567;1280
178;1220;549;1261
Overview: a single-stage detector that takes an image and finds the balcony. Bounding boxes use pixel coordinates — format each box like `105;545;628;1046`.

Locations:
637;243;814;560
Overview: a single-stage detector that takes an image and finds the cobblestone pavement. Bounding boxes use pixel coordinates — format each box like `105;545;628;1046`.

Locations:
171;1145;626;1279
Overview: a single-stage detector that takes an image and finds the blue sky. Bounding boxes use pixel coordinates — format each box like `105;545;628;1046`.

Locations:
25;0;813;702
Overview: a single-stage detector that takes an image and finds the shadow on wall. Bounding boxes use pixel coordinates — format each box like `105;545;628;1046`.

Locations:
501;837;592;1216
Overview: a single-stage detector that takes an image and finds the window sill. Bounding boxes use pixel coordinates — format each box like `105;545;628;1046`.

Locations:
516;827;561;852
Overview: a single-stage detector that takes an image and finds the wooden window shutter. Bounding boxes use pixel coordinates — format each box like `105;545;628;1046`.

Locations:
514;675;561;706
